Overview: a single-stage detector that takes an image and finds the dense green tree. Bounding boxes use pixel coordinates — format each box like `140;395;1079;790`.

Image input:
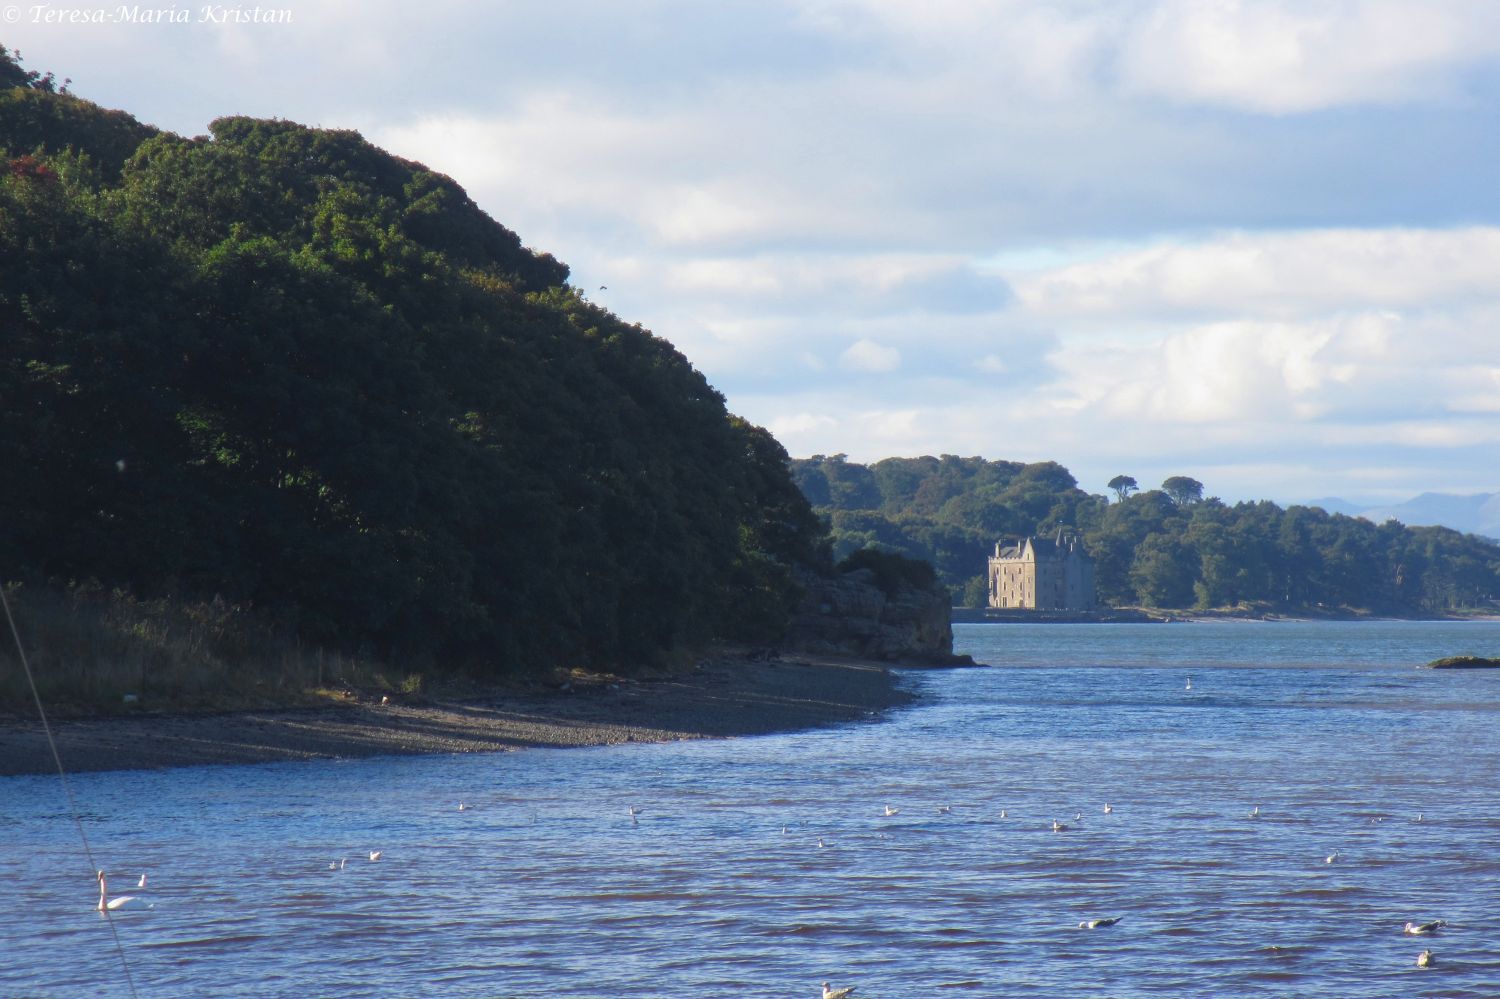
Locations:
1107;474;1138;502
792;454;1500;614
1;75;834;675
1161;476;1205;507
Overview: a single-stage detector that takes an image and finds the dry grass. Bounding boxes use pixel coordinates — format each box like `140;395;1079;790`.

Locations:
0;580;422;717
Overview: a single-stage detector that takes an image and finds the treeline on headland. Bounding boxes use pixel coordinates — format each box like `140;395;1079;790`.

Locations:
791;454;1500;615
0;46;832;703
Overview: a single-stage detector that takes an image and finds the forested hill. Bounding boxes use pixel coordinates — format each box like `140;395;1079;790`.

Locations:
791;454;1500;615
0;47;828;676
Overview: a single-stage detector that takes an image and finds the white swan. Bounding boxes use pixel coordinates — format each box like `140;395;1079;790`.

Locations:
96;872;149;912
822;982;855;999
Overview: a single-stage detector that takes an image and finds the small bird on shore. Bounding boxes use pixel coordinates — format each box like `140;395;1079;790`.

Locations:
822;981;855;999
1404;920;1446;935
1416;949;1434;968
1052;819;1069;832
883;805;900;817
1079;916;1122;929
368;851;382;862
1325;851;1339;864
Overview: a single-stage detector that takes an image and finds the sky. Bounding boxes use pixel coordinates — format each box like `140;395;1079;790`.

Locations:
8;0;1500;505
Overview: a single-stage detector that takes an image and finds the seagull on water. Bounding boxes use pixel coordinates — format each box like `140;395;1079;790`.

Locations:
328;858;347;870
1186;676;1192;690
1103;803;1113;814
999;809;1008;819
1079;916;1122;929
1052;819;1070;832
1249;805;1261;819
883;805;900;817
628;805;642;826
368;851;382;862
817;838;826;849
1404;920;1446;935
1074;812;1083;821
1325;851;1339;864
1416;812;1424;823
822;982;855;999
938;805;953;815
1416;949;1434;968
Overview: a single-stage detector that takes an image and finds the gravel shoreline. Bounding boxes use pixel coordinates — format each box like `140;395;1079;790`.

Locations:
0;651;928;777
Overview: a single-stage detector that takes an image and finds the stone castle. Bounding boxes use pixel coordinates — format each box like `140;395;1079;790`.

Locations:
988;532;1096;610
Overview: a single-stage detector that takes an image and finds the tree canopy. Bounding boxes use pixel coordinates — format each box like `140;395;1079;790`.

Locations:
1;62;830;675
791;456;1500;614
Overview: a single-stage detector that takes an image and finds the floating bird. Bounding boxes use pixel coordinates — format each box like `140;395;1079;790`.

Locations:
1416;813;1424;823
1416;949;1434;968
1103;803;1113;814
883;805;900;817
937;805;953;815
328;858;347;870
817;838;826;849
999;809;1008;819
96;872;150;912
1052;819;1069;832
1186;676;1192;690
1079;916;1122;929
458;802;468;811
368;851;382;862
1074;812;1083;821
822;982;855;999
782;825;789;836
628;805;642;826
1325;851;1339;864
137;873;147;888
1404;920;1446;936
1249;805;1261;819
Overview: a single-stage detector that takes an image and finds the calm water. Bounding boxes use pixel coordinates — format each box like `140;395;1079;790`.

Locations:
5;620;1500;998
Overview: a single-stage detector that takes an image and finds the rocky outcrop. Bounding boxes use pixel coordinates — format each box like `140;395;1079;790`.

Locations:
783;567;970;665
1422;656;1500;669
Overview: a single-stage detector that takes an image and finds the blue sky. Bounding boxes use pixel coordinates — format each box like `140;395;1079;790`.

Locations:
9;0;1500;504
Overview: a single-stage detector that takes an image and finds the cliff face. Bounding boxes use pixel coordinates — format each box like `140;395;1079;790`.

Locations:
783;568;965;664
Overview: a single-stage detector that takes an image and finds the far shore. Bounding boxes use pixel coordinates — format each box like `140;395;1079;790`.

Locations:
0;649;937;777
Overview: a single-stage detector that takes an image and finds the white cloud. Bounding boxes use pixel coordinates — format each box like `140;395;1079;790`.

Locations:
839;339;903;373
1116;0;1500;113
1013;227;1500;320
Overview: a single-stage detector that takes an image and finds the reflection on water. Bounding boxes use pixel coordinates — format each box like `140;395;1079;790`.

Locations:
4;620;1500;997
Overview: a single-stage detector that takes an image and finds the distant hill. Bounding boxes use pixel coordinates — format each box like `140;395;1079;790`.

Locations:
792;455;1500;614
1305;493;1500;539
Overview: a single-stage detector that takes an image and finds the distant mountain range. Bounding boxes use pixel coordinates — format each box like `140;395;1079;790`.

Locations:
1302;493;1500;539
